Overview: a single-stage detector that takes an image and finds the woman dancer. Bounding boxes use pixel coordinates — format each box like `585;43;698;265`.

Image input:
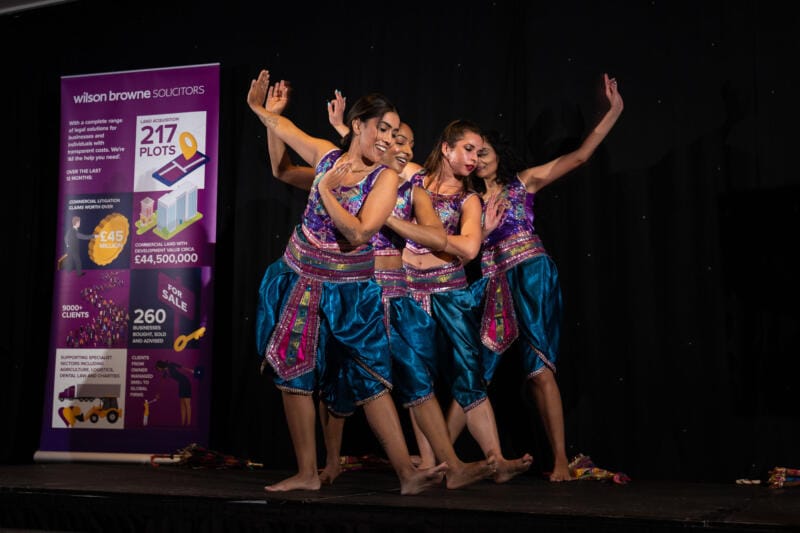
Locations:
404;120;533;483
458;73;624;481
262;80;493;488
247;69;446;494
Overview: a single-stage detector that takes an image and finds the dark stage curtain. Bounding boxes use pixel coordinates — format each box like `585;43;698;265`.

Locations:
2;0;797;483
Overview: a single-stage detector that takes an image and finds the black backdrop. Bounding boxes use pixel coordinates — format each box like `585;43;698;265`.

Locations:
2;0;798;483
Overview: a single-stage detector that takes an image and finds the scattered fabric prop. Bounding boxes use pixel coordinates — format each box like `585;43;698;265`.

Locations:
769;467;800;488
150;443;263;469
736;466;800;488
337;454;392;472
569;453;631;484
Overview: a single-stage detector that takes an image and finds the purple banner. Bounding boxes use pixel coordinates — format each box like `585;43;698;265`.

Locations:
37;64;219;460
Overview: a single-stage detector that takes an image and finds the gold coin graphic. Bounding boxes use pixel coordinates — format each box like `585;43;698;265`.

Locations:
88;212;130;266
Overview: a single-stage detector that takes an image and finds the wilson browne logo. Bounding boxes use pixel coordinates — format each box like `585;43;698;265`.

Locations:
72;85;206;104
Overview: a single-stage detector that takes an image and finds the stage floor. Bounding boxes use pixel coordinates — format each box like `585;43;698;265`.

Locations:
0;462;798;532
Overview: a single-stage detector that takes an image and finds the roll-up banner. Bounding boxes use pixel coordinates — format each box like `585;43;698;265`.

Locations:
36;63;220;463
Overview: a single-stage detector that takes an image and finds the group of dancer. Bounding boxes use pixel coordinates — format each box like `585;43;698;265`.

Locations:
247;67;624;495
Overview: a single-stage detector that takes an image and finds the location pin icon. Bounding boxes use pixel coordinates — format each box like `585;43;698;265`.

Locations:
179;131;198;160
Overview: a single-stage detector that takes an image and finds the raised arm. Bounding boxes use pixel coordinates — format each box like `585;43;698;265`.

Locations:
247;69;337;169
263;78;315;190
327;89;350;141
519;73;624;193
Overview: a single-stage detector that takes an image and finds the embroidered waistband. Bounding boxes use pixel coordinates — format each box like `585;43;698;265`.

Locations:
375;268;408;300
284;228;375;282
481;232;546;277
405;259;467;293
405;260;466;315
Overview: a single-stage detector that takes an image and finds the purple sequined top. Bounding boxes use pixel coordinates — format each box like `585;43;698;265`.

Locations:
406;184;477;255
301;149;387;250
372;171;425;255
482;175;536;249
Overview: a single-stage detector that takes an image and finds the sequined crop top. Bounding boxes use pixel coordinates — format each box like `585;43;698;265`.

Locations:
371;171;425;255
300;149;387;250
405;184;477;255
483;175;536;248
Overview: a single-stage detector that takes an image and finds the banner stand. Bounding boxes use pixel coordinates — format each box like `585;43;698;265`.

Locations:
37;63;219;462
33;450;180;465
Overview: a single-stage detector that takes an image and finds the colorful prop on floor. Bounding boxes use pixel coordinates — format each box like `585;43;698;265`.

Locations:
569;453;631;484
736;466;800;488
337;454;392;472
768;467;800;488
150;443;263;469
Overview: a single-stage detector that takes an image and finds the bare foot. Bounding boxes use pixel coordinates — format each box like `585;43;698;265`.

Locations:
264;472;322;492
445;457;496;489
494;453;533;484
548;461;573;482
318;462;343;485
399;462;448;495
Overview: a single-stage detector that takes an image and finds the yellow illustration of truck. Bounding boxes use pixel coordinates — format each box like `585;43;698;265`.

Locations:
58;384;123;426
